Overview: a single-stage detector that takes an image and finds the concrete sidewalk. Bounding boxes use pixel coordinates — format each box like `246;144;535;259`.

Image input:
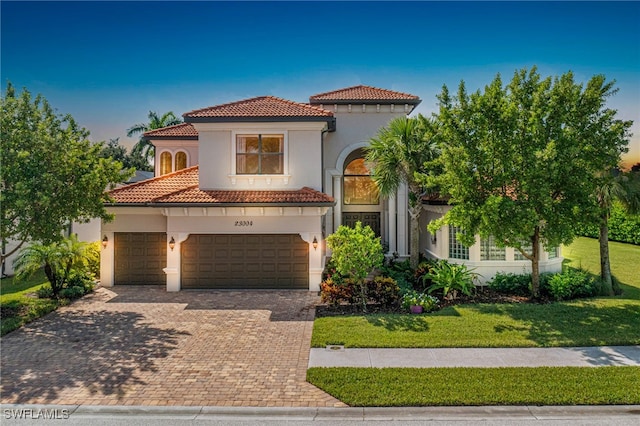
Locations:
309;345;640;368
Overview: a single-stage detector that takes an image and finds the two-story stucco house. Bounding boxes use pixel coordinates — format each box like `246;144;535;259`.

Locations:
100;85;562;291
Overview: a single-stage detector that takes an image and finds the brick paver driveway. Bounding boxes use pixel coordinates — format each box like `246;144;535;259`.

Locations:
0;287;344;407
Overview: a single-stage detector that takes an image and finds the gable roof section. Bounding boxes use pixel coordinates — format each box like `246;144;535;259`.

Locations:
309;85;421;105
143;123;198;140
183;96;335;127
106;166;335;206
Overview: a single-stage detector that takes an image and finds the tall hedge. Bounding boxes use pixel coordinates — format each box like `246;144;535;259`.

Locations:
575;202;640;245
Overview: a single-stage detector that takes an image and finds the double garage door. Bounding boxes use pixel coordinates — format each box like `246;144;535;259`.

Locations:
181;234;309;289
114;233;308;289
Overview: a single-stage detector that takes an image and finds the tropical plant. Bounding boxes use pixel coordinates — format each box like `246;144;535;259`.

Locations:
13;235;89;297
593;168;640;295
366;115;440;268
326;222;384;312
127;111;182;162
424;260;477;300
97;137;152;172
428;67;632;298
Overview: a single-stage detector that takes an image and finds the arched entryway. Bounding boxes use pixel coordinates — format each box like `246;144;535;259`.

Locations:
341;149;382;236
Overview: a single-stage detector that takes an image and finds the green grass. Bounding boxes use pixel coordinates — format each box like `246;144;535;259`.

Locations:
307;366;640;406
0;270;63;336
312;237;640;348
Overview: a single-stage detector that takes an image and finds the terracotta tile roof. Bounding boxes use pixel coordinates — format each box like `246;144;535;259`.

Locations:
309;85;420;104
183;96;334;121
143;123;198;139
107;166;335;205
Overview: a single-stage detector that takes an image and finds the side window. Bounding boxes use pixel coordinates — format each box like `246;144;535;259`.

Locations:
160;152;172;175
449;225;469;260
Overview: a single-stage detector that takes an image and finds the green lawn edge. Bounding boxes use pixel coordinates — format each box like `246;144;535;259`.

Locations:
311;238;640;348
307;366;640;406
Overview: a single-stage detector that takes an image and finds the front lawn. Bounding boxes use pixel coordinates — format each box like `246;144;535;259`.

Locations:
0;270;63;336
307;366;640;406
312;238;640;348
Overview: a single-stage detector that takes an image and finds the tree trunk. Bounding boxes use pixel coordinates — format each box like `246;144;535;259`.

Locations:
530;227;541;299
409;204;421;269
599;214;614;296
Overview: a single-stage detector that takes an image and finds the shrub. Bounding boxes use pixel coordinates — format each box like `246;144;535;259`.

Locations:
414;259;439;292
424;260;478;300
320;278;353;307
59;286;85;300
66;271;95;294
83;241;101;278
574;202;640;245
401;290;439;313
547;268;599;301
366;276;401;307
326;222;384;311
36;285;54;299
488;272;531;296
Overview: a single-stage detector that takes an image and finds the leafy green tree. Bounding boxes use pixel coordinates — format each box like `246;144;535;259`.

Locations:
98;137;151;172
127;111;182;162
366;115;439;268
1;83;130;264
14;235;89;297
327;222;384;311
593;168;640;295
428;67;632;297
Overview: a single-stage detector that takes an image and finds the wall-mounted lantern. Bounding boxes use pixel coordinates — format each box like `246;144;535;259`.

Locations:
169;237;176;251
312;236;318;251
102;235;108;249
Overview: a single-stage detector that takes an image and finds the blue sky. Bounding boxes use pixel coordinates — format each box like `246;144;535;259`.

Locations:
2;1;639;165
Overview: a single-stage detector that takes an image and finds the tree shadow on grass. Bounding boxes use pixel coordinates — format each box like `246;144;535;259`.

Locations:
468;301;640;348
365;315;431;332
0;309;190;403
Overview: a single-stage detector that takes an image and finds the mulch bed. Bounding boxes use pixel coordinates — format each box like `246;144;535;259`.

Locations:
315;287;549;318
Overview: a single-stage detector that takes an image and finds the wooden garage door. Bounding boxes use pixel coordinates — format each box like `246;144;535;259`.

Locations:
114;233;167;285
181;234;309;289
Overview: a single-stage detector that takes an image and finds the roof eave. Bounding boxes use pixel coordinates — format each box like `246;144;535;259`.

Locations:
183;116;333;123
105;201;336;208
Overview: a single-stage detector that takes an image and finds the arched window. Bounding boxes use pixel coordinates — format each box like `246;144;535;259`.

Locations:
175;151;187;171
343;158;379;205
160;152;172;175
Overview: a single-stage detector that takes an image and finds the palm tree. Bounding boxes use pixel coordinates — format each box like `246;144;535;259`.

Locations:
366;115;439;268
595;168;640;295
14;235;88;297
127;111;182;164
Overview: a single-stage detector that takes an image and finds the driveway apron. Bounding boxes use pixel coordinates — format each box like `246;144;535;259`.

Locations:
0;287;345;407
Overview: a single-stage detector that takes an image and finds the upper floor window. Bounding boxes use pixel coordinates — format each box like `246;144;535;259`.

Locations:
175;151;187;171
159;150;188;175
160;152;172;175
449;225;469;260
480;235;506;261
343;158;379;205
236;134;284;174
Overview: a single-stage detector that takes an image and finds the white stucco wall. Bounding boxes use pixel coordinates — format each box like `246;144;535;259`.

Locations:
193;122;326;191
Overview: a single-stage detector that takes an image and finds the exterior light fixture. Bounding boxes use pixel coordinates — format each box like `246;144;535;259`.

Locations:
102;235;108;249
169;237;176;251
312;236;318;251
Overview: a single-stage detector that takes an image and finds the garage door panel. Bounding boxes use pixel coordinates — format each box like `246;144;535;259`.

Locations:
181;234;308;289
114;232;166;285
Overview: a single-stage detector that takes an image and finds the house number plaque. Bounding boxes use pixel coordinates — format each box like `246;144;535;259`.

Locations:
234;220;253;227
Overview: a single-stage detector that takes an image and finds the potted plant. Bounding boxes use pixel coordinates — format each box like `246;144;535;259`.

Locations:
401;290;439;314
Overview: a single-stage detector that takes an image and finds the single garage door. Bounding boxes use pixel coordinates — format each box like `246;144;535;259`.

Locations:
114;232;167;285
181;234;309;289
